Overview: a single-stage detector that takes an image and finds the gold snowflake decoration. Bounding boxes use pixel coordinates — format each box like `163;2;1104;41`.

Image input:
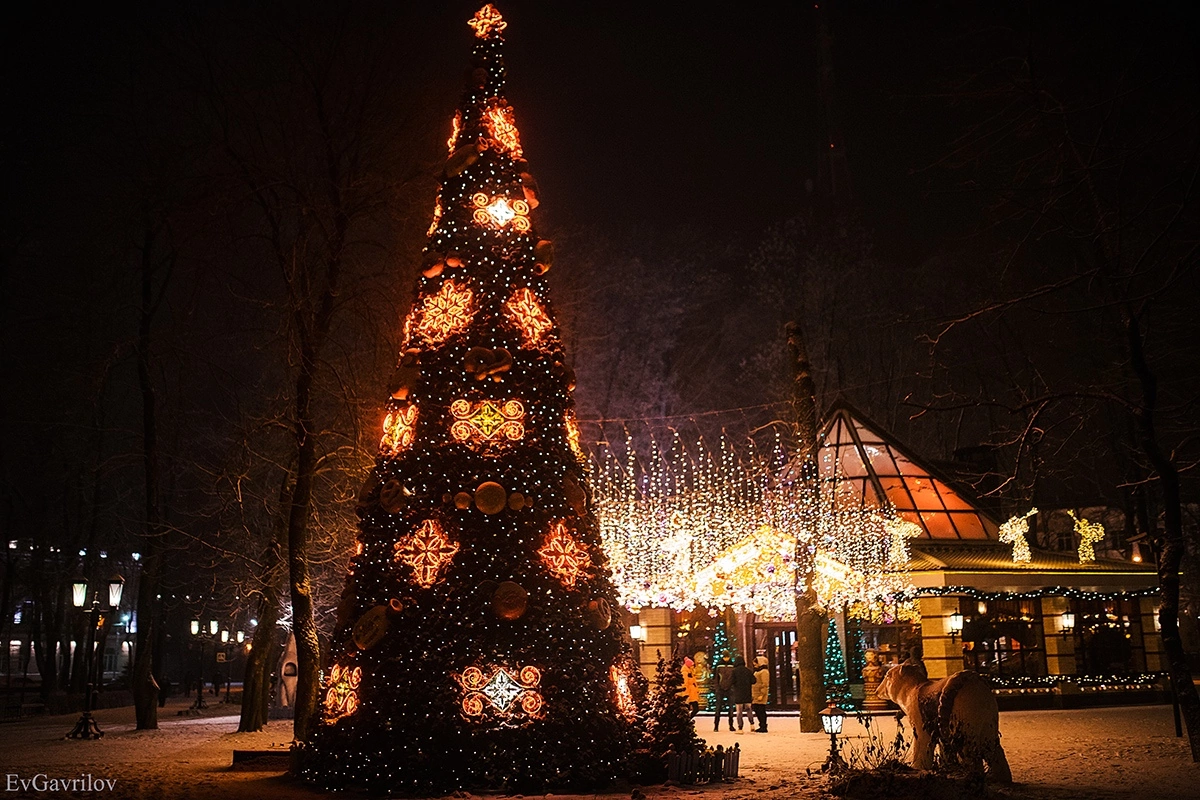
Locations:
504;287;553;345
538;521;591;588
394;519;460;588
413;281;475;345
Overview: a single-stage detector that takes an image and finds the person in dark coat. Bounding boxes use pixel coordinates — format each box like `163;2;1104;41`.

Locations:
730;656;756;732
712;652;735;731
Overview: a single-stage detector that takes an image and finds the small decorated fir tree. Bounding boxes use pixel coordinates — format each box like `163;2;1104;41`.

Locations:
823;618;853;710
644;651;704;776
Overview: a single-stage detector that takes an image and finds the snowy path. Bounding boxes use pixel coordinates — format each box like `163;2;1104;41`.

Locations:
0;698;1195;799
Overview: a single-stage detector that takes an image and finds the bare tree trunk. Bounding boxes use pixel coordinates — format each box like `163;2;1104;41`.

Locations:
239;540;285;732
288;346;324;743
1124;306;1200;760
132;224;170;729
787;321;825;732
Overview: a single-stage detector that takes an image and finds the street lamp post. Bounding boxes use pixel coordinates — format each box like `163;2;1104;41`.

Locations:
189;619;218;710
66;575;124;740
221;629;234;704
819;705;847;773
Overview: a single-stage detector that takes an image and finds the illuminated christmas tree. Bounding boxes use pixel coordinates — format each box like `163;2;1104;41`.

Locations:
823;618;853;710
301;6;637;792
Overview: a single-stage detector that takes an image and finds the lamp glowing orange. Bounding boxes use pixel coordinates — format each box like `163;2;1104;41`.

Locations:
611;665;637;719
447;111;462;154
564;412;585;461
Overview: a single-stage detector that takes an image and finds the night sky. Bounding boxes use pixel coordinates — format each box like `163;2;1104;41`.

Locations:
2;1;1198;513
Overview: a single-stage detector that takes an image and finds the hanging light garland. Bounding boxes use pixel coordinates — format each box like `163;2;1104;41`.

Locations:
590;430;917;621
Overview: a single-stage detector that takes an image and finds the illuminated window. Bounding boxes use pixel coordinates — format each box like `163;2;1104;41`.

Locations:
817;405;1000;540
457;664;543;721
413;281;475;345
322;662;362;723
450;399;525;451
503;288;553;346
394;519;460;588
380;405;418;456
538;521;591;589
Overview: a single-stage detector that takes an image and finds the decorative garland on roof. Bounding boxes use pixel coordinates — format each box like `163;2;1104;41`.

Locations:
986;672;1165;689
913;585;1159;602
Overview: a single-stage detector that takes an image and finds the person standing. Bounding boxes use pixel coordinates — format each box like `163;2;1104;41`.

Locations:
730;656;755;732
681;657;701;717
751;656;770;733
712;652;735;732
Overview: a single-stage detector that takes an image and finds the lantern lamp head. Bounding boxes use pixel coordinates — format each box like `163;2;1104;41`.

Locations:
209;620;219;636
236;630;245;643
1060;610;1076;635
71;579;88;609
221;630;230;644
947;610;964;642
629;624;645;641
190;619;200;636
107;575;125;609
820;705;845;735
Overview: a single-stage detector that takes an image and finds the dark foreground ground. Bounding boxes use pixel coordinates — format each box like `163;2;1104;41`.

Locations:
0;696;1195;799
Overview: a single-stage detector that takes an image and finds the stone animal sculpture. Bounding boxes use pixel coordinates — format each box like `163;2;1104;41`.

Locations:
876;662;1012;782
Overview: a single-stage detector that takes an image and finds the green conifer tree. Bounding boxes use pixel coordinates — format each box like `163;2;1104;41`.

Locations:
823;618;853;710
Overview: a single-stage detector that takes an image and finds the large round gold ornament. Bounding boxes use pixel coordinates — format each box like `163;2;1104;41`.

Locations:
493;581;529;620
474;481;507;514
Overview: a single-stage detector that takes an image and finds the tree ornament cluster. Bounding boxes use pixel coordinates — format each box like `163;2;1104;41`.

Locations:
301;6;637;792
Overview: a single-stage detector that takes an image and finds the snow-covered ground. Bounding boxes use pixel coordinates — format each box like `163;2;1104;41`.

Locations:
0;697;1195;799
